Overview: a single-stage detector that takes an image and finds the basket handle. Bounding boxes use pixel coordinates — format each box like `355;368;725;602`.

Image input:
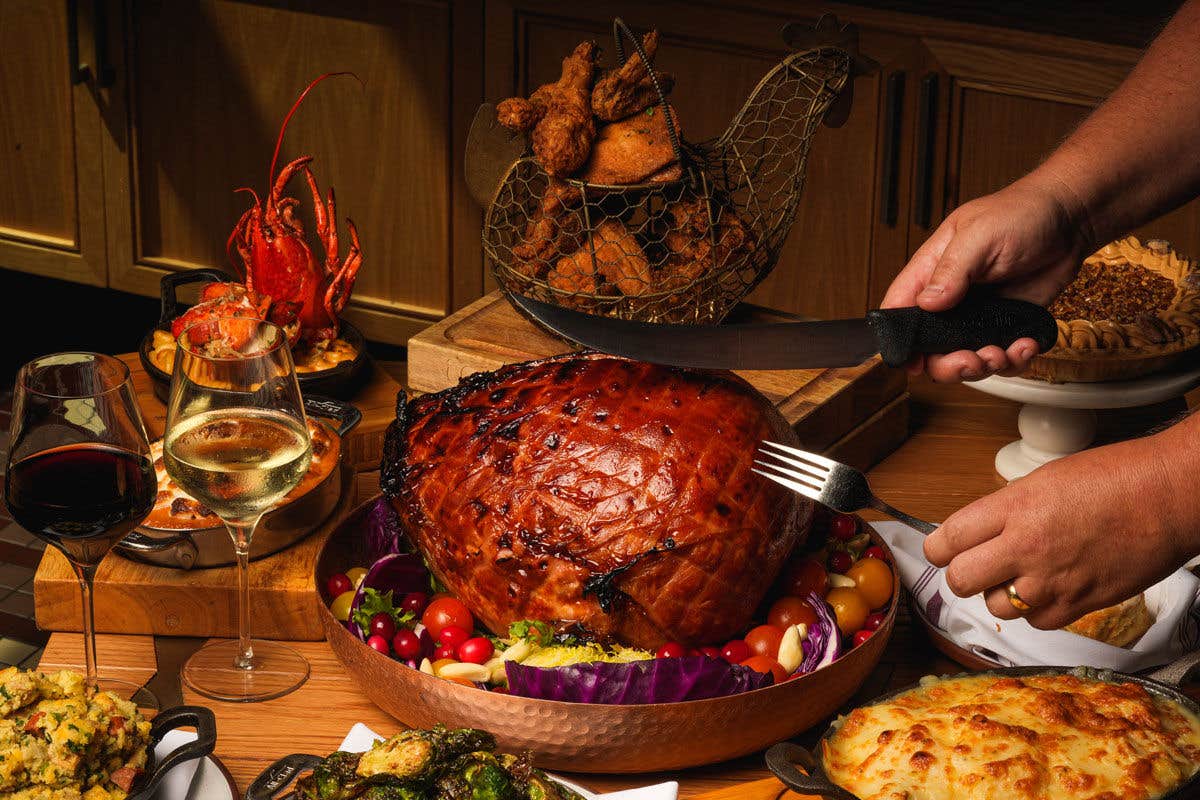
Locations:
610;18;687;173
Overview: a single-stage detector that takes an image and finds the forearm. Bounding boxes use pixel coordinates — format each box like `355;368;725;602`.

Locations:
1026;0;1200;246
1143;407;1200;564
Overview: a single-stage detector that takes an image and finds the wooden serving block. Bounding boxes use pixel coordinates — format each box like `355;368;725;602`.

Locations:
408;293;908;459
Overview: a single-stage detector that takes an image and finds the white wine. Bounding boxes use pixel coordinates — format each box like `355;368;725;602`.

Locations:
163;408;312;521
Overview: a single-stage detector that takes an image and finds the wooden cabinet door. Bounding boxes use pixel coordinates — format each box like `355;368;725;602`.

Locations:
0;0;107;285
484;1;920;320
103;0;483;345
925;38;1200;263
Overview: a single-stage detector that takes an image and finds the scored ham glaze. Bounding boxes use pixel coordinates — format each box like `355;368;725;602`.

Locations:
381;353;811;648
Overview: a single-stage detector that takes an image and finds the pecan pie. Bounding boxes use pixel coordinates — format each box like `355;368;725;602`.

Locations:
1026;236;1200;382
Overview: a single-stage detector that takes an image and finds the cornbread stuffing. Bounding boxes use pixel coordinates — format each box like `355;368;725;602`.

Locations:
0;668;151;800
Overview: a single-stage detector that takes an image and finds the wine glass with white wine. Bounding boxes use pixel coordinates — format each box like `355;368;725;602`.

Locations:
163;317;312;701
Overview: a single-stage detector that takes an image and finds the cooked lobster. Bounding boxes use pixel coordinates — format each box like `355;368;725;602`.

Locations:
381;353;811;649
172;73;362;348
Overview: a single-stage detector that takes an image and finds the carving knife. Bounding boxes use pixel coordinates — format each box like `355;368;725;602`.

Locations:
507;291;1058;370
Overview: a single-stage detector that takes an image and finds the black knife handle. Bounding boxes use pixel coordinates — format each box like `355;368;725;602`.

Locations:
865;290;1058;368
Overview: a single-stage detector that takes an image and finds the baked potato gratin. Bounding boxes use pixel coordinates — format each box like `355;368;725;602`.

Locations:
822;672;1200;800
0;668;151;800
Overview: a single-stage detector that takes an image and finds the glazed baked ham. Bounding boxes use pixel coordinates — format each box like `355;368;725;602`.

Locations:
381;353;810;648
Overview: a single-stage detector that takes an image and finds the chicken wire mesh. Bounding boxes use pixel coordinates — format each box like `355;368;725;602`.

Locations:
483;32;855;324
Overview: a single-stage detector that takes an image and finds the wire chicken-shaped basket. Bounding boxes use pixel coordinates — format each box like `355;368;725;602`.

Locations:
481;17;873;324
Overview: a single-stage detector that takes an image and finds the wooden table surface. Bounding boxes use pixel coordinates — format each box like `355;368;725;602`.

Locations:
36;376;1197;798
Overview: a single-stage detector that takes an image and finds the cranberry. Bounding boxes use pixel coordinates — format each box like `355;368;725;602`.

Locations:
366;634;390;655
326;573;353;597
720;639;751;664
369;612;396;642
863;545;889;562
830;514;858;541
864;612;886;631
401;592;429;615
853;629;874;647
656;642;686;658
828;550;853;575
392;629;422;659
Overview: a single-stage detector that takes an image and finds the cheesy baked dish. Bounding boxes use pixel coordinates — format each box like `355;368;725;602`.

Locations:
143;417;338;530
148;329;357;374
0;668;152;800
822;672;1200;800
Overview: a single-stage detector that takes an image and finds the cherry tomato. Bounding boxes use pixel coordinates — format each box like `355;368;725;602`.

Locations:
720;640;751;664
458;637;495;664
438;625;470;650
828;550;853;575
422;598;474;641
366;634;390;655
767;596;819;629
779;558;827;598
345;567;368;588
329;590;356;622
863;611;886;631
656;642;686;658
369;612;397;642
744;624;785;659
853;629;874;647
392;629;422;659
830;514;858;541
434;643;457;661
740;655;788;684
863;545;889;562
825;587;870;636
697;646;722;659
401;592;429;616
846;557;894;609
326;573;352;598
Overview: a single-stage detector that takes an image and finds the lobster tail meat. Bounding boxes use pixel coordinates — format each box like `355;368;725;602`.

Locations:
381;353;811;649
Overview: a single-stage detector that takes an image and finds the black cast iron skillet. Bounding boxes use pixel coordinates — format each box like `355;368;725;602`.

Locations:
127;705;218;799
766;651;1200;800
138;267;371;402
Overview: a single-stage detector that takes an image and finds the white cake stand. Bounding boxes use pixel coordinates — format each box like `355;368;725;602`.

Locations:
967;366;1200;480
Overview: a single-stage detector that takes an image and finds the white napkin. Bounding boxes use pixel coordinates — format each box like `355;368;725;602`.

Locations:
149;729;204;799
338;724;678;800
874;520;1200;671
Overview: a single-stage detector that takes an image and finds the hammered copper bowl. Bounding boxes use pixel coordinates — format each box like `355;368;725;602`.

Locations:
315;497;899;773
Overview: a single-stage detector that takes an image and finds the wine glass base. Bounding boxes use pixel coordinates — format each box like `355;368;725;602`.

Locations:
182;639;310;702
90;677;159;713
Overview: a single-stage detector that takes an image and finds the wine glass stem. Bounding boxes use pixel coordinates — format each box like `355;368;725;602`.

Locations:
228;520;257;670
70;561;99;686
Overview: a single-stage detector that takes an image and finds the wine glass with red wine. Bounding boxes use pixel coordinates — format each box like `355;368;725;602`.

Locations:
5;353;157;708
164;317;312;702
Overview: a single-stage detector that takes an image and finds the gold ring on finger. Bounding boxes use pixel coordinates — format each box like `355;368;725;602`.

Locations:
1007;582;1034;614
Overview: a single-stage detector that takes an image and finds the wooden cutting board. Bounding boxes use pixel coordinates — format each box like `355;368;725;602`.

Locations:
409;292;909;459
32;356;401;641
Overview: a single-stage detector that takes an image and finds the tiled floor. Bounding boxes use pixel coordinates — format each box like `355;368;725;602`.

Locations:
0;390;48;667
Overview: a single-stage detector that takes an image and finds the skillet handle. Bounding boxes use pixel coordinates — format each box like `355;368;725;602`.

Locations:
159;267;236;325
766;742;861;800
246;752;326;800
1146;650;1200;688
304;394;362;437
133;705;217;799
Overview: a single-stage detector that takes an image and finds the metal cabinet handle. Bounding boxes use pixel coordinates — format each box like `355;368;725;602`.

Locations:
67;0;92;85
914;73;939;229
879;71;905;227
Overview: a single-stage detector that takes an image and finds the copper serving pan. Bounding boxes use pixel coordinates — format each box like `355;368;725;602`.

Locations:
118;396;360;569
315;497;900;773
766;652;1200;800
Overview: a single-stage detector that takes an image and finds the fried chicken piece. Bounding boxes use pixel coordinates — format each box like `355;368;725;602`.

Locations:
662;198;757;285
580;104;682;186
558;220;652;297
592;30;676;122
511;179;584;278
496;96;543;133
530;41;599;177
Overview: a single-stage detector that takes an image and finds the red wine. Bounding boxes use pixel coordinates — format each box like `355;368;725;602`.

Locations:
5;444;155;564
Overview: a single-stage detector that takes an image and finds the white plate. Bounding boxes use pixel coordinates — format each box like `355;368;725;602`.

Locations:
150;730;236;800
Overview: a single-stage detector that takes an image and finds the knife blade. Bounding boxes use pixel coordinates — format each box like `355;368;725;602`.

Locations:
508;291;1058;371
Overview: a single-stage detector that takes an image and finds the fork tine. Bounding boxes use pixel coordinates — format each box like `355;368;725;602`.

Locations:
757;442;833;475
752;467;823;503
761;440;838;470
754;459;825;493
754;452;826;486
